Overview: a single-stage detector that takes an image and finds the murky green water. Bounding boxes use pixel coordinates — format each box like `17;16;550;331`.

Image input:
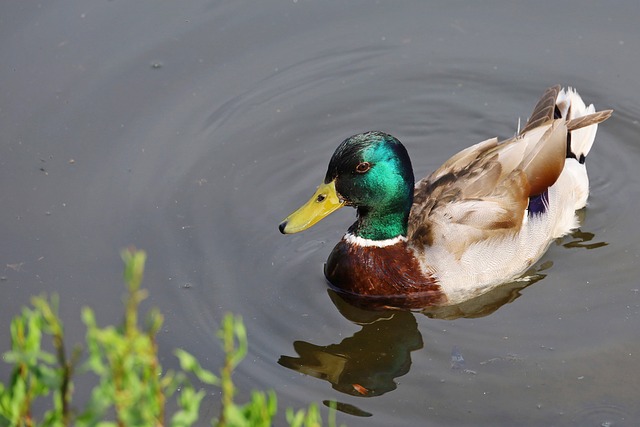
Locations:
2;1;639;425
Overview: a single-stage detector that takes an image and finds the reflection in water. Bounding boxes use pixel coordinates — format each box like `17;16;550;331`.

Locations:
561;211;609;249
421;262;550;320
279;270;545;401
279;291;422;398
562;228;608;250
278;264;551;402
321;400;373;418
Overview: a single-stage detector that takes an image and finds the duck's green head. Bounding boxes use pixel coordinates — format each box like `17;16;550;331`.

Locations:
279;131;415;240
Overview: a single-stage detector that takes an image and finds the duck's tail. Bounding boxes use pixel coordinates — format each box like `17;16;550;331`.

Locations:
556;87;612;164
518;86;612;205
552;87;612;210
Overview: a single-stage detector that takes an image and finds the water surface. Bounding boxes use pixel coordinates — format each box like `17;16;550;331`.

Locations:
1;1;639;425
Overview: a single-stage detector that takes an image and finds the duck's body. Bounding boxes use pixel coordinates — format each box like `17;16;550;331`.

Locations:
280;86;611;309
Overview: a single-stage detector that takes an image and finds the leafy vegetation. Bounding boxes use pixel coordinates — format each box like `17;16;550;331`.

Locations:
0;248;341;426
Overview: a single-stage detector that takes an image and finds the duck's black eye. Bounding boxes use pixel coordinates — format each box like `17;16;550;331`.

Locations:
355;162;371;174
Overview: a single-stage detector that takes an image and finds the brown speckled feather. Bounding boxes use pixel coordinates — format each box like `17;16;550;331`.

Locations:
566;110;613;131
520;85;561;134
409;150;531;256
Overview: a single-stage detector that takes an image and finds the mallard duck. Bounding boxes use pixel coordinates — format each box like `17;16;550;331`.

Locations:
279;86;612;309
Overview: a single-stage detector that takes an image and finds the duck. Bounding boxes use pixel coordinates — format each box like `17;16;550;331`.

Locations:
279;86;612;309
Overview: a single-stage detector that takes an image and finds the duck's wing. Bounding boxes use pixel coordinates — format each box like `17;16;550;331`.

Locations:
408;85;610;257
408;134;534;256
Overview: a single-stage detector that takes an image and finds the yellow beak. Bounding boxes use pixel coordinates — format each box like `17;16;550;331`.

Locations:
279;180;345;234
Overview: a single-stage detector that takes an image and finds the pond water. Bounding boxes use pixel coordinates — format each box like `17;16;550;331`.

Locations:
2;1;640;425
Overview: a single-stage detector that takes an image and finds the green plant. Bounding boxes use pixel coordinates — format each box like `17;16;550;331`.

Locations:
0;294;80;426
0;248;342;426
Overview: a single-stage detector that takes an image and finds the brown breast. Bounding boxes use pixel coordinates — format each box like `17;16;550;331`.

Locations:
324;238;446;309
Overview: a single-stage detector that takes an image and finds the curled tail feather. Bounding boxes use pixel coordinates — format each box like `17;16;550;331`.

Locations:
556;87;612;161
556;87;612;210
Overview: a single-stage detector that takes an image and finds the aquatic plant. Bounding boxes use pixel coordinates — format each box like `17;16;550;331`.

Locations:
0;248;341;427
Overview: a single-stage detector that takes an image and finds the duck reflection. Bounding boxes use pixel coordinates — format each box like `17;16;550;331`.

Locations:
279;226;605;398
561;229;608;249
279;291;422;397
279;267;549;397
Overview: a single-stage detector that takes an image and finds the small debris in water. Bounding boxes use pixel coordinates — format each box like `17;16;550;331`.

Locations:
451;346;465;370
6;263;24;272
480;353;524;365
150;62;163;69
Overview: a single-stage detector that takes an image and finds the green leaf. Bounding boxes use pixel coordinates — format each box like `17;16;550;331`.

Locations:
170;386;205;427
286;407;306;427
121;248;146;291
175;349;219;386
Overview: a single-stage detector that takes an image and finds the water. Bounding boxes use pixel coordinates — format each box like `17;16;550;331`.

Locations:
2;1;639;425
